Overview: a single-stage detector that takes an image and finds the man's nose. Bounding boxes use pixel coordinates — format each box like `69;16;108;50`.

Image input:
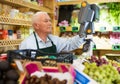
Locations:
48;21;52;25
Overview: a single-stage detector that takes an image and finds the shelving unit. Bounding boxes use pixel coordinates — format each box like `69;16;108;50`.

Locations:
56;0;120;56
0;39;23;47
57;0;120;6
0;0;54;52
0;0;120;55
0;0;51;13
0;16;31;26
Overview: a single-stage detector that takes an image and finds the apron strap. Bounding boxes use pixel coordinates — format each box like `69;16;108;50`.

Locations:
33;32;55;49
47;36;55;46
33;32;40;49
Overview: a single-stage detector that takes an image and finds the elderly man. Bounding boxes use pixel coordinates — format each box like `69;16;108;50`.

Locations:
19;12;85;55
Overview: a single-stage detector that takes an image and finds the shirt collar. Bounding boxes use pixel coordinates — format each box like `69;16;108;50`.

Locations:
35;32;50;42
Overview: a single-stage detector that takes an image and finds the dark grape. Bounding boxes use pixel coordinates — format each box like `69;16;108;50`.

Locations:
89;56;108;66
117;67;120;73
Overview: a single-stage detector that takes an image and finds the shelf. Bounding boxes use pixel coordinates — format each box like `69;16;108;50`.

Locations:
57;1;82;6
57;0;120;6
0;0;52;13
0;0;55;50
0;39;23;47
0;16;32;26
74;48;120;56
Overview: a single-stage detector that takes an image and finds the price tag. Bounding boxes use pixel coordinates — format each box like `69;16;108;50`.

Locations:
60;26;66;32
112;44;120;50
113;26;120;32
73;59;98;84
100;27;106;32
75;69;90;84
72;26;79;32
74;68;98;84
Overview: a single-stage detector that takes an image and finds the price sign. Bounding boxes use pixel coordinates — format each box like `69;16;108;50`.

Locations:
60;26;66;32
72;26;79;32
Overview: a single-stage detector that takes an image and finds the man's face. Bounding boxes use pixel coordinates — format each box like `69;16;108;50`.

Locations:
35;14;52;34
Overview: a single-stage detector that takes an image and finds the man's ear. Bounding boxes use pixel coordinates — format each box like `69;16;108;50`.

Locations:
33;23;39;30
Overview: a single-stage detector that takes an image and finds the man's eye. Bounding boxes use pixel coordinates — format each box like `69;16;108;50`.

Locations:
44;20;51;22
44;20;48;22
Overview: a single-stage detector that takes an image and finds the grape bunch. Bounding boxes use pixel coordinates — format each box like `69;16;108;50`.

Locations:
83;62;120;84
109;60;120;74
88;56;109;66
83;56;120;84
117;67;120;74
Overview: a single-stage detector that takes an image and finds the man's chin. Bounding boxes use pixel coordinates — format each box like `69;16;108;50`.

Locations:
47;31;52;34
49;32;52;34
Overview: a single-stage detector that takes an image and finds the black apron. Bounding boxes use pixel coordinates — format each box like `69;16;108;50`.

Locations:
33;32;57;57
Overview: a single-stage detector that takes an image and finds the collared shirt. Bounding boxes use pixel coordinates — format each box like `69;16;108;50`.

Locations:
19;33;85;53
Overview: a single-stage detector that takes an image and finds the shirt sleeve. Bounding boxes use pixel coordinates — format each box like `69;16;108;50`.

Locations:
19;41;27;49
19;34;37;50
50;35;85;53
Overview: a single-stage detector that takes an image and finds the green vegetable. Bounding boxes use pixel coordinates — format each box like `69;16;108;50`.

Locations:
99;2;120;25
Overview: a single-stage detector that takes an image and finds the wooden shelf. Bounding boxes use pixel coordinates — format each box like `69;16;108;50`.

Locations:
0;0;52;13
0;16;32;26
0;0;55;50
73;48;120;56
0;39;23;47
57;1;82;6
57;0;120;6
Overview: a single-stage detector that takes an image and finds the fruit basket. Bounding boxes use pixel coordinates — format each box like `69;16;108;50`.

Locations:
7;49;73;67
18;62;74;84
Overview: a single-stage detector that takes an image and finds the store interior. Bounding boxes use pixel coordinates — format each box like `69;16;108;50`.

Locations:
0;0;120;56
0;0;120;84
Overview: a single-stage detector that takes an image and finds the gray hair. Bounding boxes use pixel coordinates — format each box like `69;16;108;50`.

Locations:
31;11;48;25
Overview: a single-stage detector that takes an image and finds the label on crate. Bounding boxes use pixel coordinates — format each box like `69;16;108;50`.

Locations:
75;69;90;84
73;59;98;84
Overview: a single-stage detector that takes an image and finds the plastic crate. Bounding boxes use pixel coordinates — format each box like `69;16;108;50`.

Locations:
7;49;73;66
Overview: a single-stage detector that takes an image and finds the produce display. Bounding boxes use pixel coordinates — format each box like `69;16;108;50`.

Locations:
25;74;67;84
0;60;20;84
100;2;120;25
83;56;120;84
1;53;120;84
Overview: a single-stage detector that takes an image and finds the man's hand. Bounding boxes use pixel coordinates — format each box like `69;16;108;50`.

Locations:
79;33;86;38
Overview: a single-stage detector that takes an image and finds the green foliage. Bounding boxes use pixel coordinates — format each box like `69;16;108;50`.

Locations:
99;2;120;25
